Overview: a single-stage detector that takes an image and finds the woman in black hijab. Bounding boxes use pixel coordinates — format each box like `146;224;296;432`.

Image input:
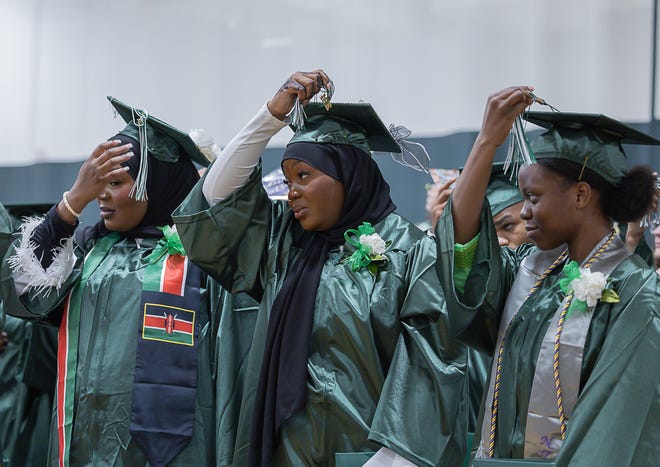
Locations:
2;99;223;466
174;70;467;467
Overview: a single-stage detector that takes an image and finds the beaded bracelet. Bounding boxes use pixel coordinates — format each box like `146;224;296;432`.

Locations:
62;191;81;218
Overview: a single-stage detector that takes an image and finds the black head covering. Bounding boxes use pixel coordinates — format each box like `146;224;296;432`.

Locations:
249;142;395;466
77;134;200;245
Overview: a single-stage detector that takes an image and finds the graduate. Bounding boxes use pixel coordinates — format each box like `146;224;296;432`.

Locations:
173;70;468;466
435;86;659;466
1;98;228;466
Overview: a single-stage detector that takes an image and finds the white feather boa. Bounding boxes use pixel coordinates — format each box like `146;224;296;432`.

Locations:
7;216;76;296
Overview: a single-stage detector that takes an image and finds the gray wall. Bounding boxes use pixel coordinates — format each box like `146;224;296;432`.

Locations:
2;123;658;226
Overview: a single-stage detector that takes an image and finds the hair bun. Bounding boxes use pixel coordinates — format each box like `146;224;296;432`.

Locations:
605;165;656;223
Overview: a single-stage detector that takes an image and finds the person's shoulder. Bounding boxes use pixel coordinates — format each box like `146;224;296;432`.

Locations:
611;255;659;315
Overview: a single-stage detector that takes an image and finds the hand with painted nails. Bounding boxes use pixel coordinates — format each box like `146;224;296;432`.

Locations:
267;69;332;121
476;86;535;149
57;140;134;224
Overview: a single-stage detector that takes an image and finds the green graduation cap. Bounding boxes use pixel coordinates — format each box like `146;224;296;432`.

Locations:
486;162;524;216
108;96;216;200
523;111;660;186
288;102;401;154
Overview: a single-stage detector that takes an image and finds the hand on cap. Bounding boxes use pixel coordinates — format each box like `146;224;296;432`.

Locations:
268;70;331;120
476;86;535;149
57;140;134;224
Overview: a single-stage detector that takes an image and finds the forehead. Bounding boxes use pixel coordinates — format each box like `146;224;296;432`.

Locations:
517;164;564;189
282;158;322;174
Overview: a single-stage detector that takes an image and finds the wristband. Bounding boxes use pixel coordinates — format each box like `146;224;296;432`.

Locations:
62;191;81;218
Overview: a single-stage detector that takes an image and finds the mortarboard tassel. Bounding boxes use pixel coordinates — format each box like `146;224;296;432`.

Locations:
503;115;535;183
129;107;150;201
289;81;334;131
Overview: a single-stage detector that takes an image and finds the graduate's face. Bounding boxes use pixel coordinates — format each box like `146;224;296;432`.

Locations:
653;224;660;268
282;158;345;231
518;164;578;250
493;201;529;248
96;170;148;231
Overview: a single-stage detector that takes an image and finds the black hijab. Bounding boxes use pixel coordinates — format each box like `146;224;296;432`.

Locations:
248;142;396;466
77;134;200;246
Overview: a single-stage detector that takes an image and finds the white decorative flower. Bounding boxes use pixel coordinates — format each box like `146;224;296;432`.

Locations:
188;128;221;162
188;128;214;147
359;233;387;255
570;269;608;308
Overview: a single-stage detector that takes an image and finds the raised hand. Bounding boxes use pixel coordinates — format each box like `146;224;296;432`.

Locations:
267;70;331;120
57;140;134;224
428;177;457;230
476;86;535;149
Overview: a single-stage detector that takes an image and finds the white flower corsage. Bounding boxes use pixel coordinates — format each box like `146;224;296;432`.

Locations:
342;222;391;277
559;260;620;315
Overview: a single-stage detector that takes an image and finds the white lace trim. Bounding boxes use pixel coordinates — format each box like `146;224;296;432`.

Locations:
7;215;76;296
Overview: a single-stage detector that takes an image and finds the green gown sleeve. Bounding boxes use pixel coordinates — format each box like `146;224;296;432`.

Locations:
173;162;287;299
368;235;469;467
434;197;533;354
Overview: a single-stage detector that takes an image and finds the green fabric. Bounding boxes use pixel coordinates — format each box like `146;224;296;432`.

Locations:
11;323;57;467
173;162;468;467
0;314;30;465
486;168;523;217
454;234;480;295
108;96;213;167
0;203;29;465
530;128;627;186
435;198;660;466
290;102;401;153
0;230;249;466
1;203;57;467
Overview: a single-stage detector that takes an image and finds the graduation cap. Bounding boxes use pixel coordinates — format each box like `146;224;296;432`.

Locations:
458;163;523;217
287;102;430;173
289;102;401;153
523;111;660;186
486;163;523;216
108;96;217;200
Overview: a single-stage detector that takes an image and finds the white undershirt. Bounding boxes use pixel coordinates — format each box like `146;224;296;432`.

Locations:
202;103;288;205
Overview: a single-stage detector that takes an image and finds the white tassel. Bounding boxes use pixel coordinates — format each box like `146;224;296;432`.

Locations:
7;216;76;297
188;128;221;163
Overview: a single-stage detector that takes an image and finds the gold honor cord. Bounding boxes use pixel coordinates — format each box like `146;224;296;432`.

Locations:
551;229;617;442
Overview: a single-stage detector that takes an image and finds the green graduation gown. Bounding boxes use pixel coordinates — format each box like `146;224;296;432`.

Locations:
435;199;660;466
0;202;30;465
173;164;468;467
1;228;223;466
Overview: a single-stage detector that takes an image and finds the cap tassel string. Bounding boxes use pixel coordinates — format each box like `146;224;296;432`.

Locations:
129;108;149;201
289;81;334;131
388;124;431;174
503;115;536;182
